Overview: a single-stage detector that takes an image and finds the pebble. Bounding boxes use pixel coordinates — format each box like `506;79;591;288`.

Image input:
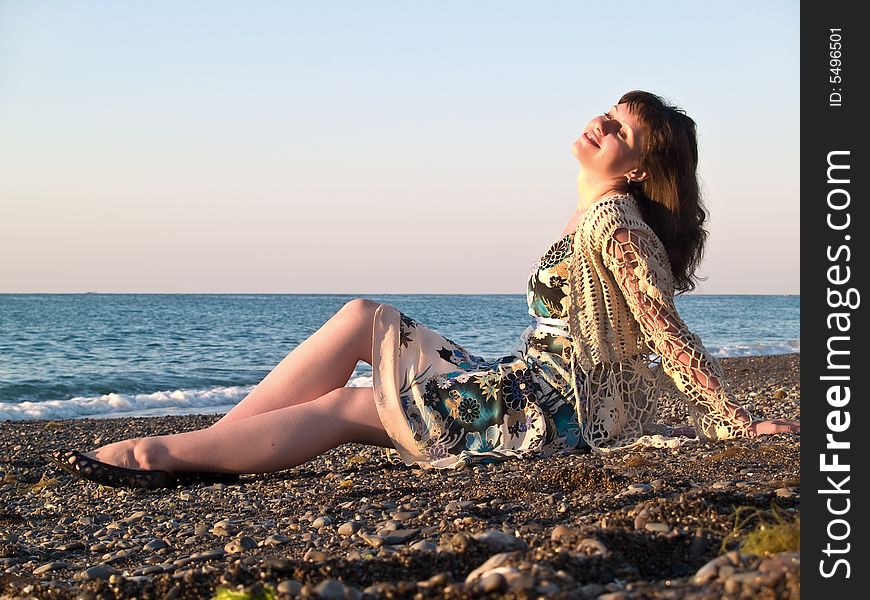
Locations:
33;562;70;576
551;525;580;540
626;483;652;494
224;536;258;554
264;534;292;546
775;487;796;498
76;564;118;581
314;578;359;600
473;530;527;551
478;571;507;593
409;540;437;552
382;528;419;545
338;521;362;536
143;539;171;552
277;580;303;595
644;522;671;533
311;516;333;529
303;548;329;562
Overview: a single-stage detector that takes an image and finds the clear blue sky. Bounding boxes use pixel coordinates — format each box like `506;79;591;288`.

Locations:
0;0;799;294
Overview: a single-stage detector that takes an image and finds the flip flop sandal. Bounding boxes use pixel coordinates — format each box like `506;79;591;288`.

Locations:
48;450;241;490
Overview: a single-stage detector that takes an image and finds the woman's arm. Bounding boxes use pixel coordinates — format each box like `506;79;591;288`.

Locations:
602;228;798;439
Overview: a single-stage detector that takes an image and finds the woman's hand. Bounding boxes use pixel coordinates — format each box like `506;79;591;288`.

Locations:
749;418;800;436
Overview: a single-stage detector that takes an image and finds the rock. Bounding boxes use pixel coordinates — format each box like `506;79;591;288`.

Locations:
773;388;788;399
277;580;303;595
337;521;361;537
478;571;507;593
303;548;329;562
693;554;732;584
75;564;118;581
264;534;292;546
33;562;71;576
313;578;352;599
392;511;414;521
261;559;294;573
224;536;258;554
712;481;733;489
550;525;580;540
409;540;437;552
465;552;516;584
143;539;170;552
312;516;333;529
598;593;628;600
361;534;386;548
450;533;471;551
626;483;652;495
644;521;670;533
776;487;796;498
575;537;608;555
473;530;527;551
382;528;419;545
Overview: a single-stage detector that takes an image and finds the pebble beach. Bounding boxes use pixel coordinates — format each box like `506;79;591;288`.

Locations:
0;354;800;600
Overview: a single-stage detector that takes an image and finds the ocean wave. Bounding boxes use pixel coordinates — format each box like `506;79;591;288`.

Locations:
0;374;377;421
709;340;800;358
0;386;254;421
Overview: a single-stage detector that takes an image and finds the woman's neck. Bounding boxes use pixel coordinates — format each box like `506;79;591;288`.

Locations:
575;170;629;213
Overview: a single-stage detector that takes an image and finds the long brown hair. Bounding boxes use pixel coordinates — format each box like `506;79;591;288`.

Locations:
619;90;707;293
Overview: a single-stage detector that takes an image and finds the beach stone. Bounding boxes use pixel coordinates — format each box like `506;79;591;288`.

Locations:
644;521;670;533
712;481;733;489
382;528;419;545
361;534;386;548
650;479;665;491
392;511;414;522
76;564;119;581
33;562;70;576
311;516;332;529
277;580;303;595
693;554;732;584
224;536;257;554
598;593;628;600
474;530;527;551
143;539;170;552
776;487;796;498
264;534;292;546
409;540;437;552
123;510;147;525
304;548;329;562
465;552;516;584
261;559;294;573
313;578;357;599
626;483;652;495
576;537;608;555
478;571;507;593
550;525;580;540
338;521;361;537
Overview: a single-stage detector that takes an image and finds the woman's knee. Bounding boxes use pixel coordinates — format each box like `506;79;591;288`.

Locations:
339;298;380;322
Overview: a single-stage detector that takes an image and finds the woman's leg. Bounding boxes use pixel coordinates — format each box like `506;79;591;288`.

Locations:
91;387;392;473
217;298;381;424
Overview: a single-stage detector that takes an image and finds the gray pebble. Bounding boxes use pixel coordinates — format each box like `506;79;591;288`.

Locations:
277;580;303;595
143;539;170;552
478;571;507;593
644;522;671;533
409;540;437;552
76;564;118;581
474;530;527;551
338;521;361;537
33;562;70;576
626;483;652;494
311;516;333;529
264;534;292;546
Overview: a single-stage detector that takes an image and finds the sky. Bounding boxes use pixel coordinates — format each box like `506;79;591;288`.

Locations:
0;0;799;294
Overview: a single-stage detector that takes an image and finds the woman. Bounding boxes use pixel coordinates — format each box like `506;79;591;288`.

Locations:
50;90;799;489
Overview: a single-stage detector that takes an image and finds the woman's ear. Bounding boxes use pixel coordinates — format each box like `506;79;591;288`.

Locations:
627;168;649;183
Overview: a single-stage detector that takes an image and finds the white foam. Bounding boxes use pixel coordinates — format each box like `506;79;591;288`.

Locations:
1;374;378;421
0;385;254;421
709;340;800;358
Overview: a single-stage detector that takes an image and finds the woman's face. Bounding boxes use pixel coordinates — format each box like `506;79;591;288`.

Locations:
572;102;646;181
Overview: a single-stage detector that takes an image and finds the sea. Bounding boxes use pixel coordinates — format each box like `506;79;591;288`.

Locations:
0;294;799;421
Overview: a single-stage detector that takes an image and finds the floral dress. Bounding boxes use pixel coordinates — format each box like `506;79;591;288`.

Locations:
371;232;587;469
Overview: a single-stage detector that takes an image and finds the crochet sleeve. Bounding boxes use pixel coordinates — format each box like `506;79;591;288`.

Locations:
602;227;753;440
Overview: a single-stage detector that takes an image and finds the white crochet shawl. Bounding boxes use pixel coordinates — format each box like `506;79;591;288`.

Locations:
565;193;752;450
